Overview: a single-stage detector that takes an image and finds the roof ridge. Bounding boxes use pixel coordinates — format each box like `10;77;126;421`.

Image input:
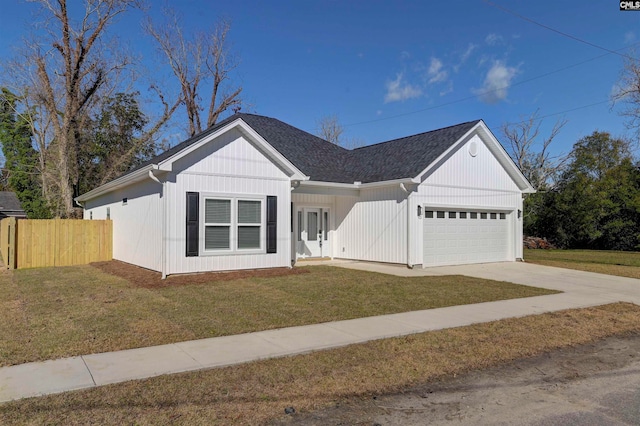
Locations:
353;119;481;151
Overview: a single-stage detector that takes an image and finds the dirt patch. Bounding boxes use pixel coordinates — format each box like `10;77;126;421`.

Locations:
279;332;640;425
90;260;309;288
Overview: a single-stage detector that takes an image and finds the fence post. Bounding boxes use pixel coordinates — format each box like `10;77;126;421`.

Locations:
7;217;16;269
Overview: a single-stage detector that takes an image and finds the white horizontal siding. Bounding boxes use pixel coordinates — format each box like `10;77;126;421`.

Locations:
83;179;163;271
335;186;407;264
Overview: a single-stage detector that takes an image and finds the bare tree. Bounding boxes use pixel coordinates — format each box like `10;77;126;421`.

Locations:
317;114;344;145
501;110;568;190
4;0;179;217
145;11;242;136
612;52;640;137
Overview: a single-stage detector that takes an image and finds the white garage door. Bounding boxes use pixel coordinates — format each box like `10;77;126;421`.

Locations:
423;209;512;267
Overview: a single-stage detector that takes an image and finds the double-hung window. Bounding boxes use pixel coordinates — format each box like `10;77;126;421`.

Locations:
202;195;264;253
204;198;232;250
237;200;261;249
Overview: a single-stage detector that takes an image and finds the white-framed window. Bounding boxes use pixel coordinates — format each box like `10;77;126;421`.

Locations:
201;194;265;254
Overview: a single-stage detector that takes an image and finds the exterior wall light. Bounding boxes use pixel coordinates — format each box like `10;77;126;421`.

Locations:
417;205;422;217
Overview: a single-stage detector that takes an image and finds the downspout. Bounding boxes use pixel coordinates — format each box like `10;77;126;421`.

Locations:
399;183;414;269
149;170;168;279
290;180;301;267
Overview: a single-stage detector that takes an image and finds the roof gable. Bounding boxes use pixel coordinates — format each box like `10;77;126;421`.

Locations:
78;113;533;201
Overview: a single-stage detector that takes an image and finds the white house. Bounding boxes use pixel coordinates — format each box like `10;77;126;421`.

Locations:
76;113;534;277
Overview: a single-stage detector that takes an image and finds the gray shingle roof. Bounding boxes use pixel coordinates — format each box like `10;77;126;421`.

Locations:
0;191;25;212
345;120;480;183
124;113;481;185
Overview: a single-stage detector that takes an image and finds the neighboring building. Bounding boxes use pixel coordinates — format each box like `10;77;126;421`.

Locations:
0;191;27;219
76;114;534;277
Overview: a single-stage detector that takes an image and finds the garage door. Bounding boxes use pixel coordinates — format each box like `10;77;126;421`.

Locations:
423;209;511;267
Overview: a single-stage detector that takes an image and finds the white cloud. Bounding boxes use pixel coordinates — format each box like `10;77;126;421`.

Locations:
473;61;519;104
384;73;422;103
376;110;383;116
625;31;636;44
427;57;448;83
461;43;476;63
400;51;411;60
454;43;477;72
485;33;504;45
440;81;453;96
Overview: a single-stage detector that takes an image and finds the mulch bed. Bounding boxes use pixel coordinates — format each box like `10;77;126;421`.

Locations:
90;260;309;288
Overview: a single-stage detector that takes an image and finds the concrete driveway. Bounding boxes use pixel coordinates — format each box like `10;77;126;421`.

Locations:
316;259;640;305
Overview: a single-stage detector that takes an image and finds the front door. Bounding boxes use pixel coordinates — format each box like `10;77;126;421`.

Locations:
297;207;330;258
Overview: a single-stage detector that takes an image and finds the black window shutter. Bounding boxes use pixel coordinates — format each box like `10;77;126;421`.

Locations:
266;196;277;253
186;192;199;257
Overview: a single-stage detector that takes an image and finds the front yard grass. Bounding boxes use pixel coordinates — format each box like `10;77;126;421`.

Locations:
525;248;640;279
0;264;556;366
1;303;638;425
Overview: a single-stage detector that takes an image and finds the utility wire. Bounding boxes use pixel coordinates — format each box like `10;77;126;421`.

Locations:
489;99;610;131
483;0;637;61
341;43;636;129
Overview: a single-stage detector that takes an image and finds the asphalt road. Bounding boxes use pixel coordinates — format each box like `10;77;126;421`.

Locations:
278;333;640;425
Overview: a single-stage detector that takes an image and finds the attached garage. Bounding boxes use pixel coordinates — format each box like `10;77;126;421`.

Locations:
78;113;534;276
422;208;513;267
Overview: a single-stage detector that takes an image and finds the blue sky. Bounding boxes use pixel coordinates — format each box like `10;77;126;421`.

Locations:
1;1;639;157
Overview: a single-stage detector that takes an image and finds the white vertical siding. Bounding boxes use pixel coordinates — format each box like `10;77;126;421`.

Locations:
292;194;335;205
166;130;292;274
425;134;520;191
83;179;163;271
335;186;408;264
411;134;524;265
171;129;288;179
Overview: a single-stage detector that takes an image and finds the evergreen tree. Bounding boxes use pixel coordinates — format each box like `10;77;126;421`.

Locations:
0;88;51;218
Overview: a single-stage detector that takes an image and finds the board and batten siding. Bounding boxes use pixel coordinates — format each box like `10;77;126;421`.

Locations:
334;186;408;264
83;179;163;271
166;129;292;274
411;134;525;265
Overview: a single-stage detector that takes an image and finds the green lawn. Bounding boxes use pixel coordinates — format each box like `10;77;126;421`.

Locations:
0;264;556;366
524;249;640;279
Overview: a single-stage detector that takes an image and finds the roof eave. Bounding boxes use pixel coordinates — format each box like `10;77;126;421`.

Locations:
299;177;418;189
75;164;158;203
77;117;309;202
414;120;536;194
358;177;419;189
414;121;482;183
155;118;307;180
475;122;536;193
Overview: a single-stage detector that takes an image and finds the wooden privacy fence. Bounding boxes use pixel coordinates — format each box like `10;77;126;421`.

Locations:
0;218;112;269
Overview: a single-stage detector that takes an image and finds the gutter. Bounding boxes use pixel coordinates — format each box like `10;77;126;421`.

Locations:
297;177;418;190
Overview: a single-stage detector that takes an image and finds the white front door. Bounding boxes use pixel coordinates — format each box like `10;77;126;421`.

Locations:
297;207;330;258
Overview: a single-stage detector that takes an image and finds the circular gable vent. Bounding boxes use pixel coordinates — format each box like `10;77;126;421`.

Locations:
469;141;478;157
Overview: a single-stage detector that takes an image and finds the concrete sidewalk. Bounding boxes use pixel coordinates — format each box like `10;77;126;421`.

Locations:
1;261;638;403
